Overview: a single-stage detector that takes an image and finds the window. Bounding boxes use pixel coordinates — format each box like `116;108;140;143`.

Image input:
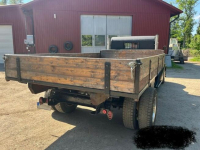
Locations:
95;35;105;46
171;39;177;44
124;42;139;49
124;43;132;49
82;35;92;46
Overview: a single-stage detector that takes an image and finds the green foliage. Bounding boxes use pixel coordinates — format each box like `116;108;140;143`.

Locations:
171;21;184;46
170;0;198;48
9;0;23;4
189;35;200;50
0;0;23;4
190;57;200;62
82;35;92;46
167;61;183;69
189;49;200;56
0;0;8;5
197;21;200;35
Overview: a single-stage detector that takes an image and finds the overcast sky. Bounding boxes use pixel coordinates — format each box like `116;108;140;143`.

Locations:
24;0;200;35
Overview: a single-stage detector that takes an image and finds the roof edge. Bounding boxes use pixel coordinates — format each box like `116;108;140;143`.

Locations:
21;0;183;16
156;0;183;16
0;4;21;8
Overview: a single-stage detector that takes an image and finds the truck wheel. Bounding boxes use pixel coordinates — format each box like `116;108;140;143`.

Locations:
54;103;77;113
180;57;184;64
44;89;57;111
138;87;157;129
162;69;165;84
123;98;138;130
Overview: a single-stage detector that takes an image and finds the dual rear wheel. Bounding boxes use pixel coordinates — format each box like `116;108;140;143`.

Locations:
123;87;157;129
45;88;157;130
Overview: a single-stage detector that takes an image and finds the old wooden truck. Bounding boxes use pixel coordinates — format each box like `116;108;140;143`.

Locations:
4;49;165;129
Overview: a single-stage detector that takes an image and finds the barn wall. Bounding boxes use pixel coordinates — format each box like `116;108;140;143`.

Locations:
133;13;170;51
28;0;172;53
0;5;27;54
33;10;80;53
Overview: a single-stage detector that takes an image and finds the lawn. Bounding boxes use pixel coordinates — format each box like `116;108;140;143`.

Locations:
190;57;200;62
167;61;183;69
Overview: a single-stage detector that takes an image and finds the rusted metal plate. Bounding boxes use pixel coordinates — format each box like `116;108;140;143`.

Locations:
28;83;51;94
90;93;109;106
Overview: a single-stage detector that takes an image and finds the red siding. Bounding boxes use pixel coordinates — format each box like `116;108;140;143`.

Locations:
27;0;172;53
33;10;80;53
133;13;170;50
0;5;27;54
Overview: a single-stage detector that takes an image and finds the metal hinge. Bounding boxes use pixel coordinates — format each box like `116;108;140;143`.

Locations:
128;60;142;79
3;55;7;61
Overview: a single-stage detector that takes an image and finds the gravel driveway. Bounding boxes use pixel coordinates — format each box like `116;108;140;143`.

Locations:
0;62;199;150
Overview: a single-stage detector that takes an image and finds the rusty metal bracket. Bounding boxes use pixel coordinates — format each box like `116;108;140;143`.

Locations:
105;62;111;96
128;61;136;79
3;55;9;81
157;57;160;75
134;59;142;94
149;60;152;83
16;57;21;82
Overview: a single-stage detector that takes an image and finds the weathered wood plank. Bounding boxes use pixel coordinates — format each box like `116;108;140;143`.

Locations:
6;70;134;93
5;50;165;94
32;53;101;58
6;53;100;58
7;63;133;82
6;56;133;71
101;49;164;59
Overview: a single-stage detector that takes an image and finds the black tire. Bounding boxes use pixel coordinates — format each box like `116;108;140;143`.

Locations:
49;45;58;53
138;87;157;129
44;89;57;111
64;41;73;51
122;98;138;130
180;57;184;64
54;102;77;113
162;68;165;84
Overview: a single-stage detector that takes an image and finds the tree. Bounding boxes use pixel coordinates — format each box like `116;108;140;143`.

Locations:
197;19;200;35
190;19;200;50
0;0;8;5
170;0;198;48
170;20;184;46
0;0;23;5
190;35;200;50
9;0;23;4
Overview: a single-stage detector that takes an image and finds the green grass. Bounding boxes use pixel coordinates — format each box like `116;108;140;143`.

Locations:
190;57;200;62
167;61;183;69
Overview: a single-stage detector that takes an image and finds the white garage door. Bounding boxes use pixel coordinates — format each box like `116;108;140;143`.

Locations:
0;25;14;63
81;15;132;53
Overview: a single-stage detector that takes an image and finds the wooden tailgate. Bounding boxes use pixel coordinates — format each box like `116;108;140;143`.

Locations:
5;55;135;93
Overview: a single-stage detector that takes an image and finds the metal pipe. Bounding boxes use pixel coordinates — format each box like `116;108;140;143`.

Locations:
22;10;36;54
167;15;180;54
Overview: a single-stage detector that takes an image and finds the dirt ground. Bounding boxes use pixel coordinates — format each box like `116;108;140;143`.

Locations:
0;62;199;150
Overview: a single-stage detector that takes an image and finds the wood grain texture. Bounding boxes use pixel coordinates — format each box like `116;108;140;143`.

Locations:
5;50;165;94
6;70;134;93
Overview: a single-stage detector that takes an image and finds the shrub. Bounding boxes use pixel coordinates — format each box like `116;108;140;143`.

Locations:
189;49;200;57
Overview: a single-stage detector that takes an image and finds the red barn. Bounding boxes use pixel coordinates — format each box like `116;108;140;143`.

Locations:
21;0;182;54
0;5;26;63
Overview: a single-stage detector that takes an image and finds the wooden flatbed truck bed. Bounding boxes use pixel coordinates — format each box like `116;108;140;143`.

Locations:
4;49;165;129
